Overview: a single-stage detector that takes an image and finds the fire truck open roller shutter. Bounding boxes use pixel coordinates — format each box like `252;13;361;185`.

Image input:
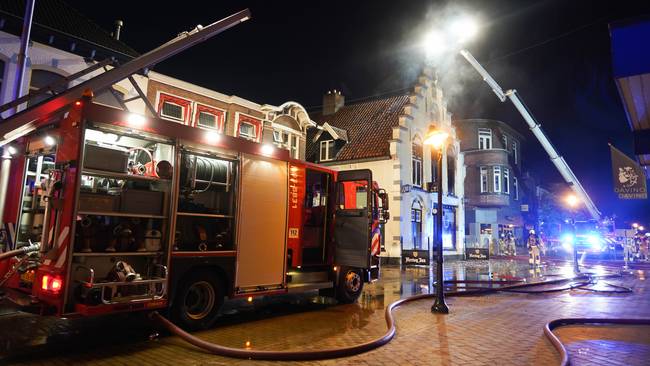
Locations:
235;154;287;291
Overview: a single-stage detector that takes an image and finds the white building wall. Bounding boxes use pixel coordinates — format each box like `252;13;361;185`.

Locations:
325;69;465;260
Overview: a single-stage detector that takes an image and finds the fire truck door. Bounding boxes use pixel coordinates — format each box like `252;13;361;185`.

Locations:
334;169;372;269
235;154;288;291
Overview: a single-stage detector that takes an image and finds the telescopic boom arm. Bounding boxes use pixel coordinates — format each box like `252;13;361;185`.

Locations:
459;49;601;220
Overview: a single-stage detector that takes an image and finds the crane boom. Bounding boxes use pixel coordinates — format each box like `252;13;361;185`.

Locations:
459;49;601;220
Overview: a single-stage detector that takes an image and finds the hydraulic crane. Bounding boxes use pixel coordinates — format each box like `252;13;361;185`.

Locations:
459;49;601;220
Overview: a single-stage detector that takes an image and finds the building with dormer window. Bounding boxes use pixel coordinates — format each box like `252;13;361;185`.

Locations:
306;70;466;262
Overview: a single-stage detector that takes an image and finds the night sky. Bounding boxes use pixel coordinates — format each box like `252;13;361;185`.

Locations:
66;0;650;224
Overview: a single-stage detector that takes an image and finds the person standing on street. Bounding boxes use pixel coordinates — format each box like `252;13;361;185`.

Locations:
527;230;541;267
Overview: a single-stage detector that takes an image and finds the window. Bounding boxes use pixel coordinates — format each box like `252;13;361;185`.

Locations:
197;111;217;128
338;180;368;209
513;177;519;200
235;113;261;142
503;167;510;194
162;102;184;120
273;130;300;159
239;122;256;139
478;128;492;150
157;93;191;123
194;105;225;131
412;140;423;187
28;69;67;107
447;147;455;195
480;166;488;193
320;140;334;161
431;149;439;184
411;201;423;249
501;134;508;150
512;141;518;165
493;166;501;193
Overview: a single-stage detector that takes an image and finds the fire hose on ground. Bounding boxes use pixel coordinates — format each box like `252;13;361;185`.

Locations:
150;270;649;363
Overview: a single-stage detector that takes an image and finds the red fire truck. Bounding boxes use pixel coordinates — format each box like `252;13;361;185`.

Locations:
0;10;388;330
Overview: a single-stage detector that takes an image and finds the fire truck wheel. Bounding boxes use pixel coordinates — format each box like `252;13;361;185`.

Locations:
172;270;224;330
335;268;364;304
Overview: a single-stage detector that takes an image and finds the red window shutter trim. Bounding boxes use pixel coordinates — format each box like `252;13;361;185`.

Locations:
158;93;192;124
236;114;262;142
194;104;226;132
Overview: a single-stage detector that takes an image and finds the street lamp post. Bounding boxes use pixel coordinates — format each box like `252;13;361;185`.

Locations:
565;194;580;273
425;126;449;314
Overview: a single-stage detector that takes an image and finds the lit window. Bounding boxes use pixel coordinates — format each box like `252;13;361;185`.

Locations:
273;130;300;159
480;166;488;193
411;205;422;249
412;140;423;187
239;122;256;139
320;140;334;161
197;111;217;129
161;101;184;121
513;177;519;200
493;166;501;193
478;128;492;150
503;167;510;194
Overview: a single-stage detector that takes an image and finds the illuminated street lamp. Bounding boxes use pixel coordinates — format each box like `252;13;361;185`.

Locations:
565;194;580;273
425;126;449;314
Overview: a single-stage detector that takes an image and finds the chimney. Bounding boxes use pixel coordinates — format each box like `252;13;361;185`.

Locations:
322;89;344;115
113;20;124;40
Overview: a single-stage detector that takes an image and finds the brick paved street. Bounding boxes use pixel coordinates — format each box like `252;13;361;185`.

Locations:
2;259;649;365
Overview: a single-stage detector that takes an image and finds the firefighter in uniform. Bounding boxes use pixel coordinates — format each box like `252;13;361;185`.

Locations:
527;230;541;267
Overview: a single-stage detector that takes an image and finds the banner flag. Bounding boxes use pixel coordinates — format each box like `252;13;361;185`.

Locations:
610;144;647;199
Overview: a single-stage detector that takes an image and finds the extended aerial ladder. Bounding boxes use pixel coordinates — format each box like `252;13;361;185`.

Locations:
0;9;251;147
459;49;601;220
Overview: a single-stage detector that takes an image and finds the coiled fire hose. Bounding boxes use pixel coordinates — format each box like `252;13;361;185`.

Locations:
150;271;645;362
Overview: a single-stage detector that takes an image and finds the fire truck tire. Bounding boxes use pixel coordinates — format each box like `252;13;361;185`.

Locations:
335;268;364;304
172;270;224;330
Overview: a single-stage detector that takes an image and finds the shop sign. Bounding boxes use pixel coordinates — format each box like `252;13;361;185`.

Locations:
465;247;489;260
402;249;429;265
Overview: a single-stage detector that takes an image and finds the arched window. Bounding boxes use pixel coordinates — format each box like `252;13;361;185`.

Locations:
411;200;423;249
28;69;67;107
412;137;423;187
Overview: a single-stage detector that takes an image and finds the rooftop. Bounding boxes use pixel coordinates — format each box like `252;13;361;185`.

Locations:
308;94;410;162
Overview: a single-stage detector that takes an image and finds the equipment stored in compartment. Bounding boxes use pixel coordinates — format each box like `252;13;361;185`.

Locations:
180;155;229;194
83;144;129;173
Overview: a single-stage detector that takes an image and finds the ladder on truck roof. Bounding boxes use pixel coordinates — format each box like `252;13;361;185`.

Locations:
0;8;251;147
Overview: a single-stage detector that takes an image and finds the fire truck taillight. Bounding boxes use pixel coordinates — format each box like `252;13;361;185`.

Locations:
41;275;63;294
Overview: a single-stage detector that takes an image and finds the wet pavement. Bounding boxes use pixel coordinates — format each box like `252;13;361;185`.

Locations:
1;258;648;365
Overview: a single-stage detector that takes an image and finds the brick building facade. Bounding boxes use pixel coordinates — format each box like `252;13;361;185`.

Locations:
453;118;534;251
